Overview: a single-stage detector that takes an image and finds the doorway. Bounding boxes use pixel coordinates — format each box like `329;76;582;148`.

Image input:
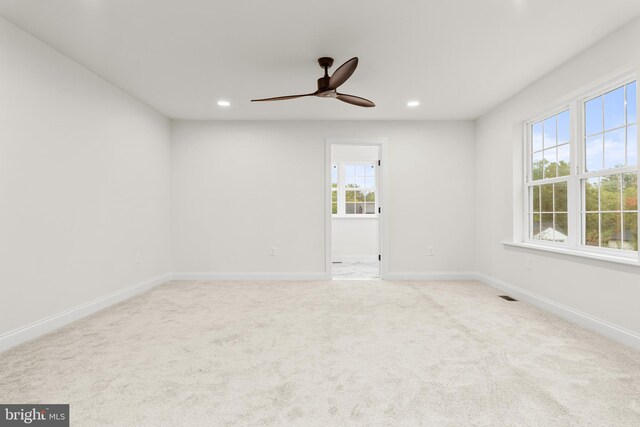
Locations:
326;139;387;279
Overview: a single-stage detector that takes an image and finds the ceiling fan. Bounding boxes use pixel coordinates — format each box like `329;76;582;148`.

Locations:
251;57;375;107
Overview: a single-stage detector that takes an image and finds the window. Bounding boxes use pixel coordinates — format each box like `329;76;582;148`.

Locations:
525;78;639;256
332;162;377;216
331;164;338;214
528;110;570;242
581;81;638;251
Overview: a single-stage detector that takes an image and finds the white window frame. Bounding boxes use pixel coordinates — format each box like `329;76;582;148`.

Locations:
523;74;639;261
332;161;379;218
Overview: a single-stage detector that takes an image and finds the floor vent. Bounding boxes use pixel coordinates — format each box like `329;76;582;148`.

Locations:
498;295;517;301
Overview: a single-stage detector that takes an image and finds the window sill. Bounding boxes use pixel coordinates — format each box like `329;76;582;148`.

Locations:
332;215;379;219
502;241;640;267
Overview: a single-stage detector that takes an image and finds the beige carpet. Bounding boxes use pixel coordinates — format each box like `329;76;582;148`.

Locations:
1;280;639;426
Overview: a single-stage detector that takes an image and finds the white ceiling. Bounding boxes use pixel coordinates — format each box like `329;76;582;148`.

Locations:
1;0;640;120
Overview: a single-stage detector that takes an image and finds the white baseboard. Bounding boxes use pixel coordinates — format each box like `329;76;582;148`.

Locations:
0;273;172;353
475;273;640;351
332;255;378;263
171;272;331;281
174;271;477;281
384;272;478;281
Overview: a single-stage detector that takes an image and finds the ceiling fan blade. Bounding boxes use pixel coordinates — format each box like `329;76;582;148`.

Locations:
251;93;315;102
328;57;358;90
336;93;376;108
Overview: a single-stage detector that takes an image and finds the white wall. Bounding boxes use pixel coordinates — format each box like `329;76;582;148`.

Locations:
171;121;476;277
331;145;379;261
0;18;172;339
475;17;640;339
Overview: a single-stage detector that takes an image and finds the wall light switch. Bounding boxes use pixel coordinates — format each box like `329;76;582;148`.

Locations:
269;247;277;256
428;246;435;256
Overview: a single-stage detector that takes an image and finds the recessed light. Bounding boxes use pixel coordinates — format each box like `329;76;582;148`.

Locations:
217;100;231;107
407;100;420;107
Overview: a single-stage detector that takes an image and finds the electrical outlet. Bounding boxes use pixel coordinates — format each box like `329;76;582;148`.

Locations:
269;247;277;256
525;256;532;270
135;252;142;265
427;246;435;256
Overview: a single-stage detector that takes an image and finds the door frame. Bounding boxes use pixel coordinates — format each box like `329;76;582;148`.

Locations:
325;138;389;279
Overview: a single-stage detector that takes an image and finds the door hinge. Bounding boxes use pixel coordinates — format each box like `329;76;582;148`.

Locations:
378;207;381;213
378;160;381;166
378;254;381;261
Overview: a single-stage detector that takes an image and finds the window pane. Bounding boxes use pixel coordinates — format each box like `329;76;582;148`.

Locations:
585;96;603;136
623;173;637;211
346;190;356;202
601;212;621;248
366;164;375;176
585;213;600;247
345;165;356;182
355;176;365;187
365;203;375;214
627;81;637;125
331;165;338;186
604;128;625;169
628;125;637;166
345;203;355;214
541;184;553;212
532;213;541;238
365;191;375;202
356;165;366;176
623;212;638;251
365;177;375;188
532;151;544;180
555;213;568;242
543;116;556;148
557;144;570;176
557;110;570;143
554;182;567;212
332;202;337;214
600;175;621;211
532;186;540;212
543;148;557;178
532;122;543;152
604;86;625;131
585;178;599;212
355;191;365;202
585;134;603;172
332;190;337;202
539;213;554;240
355;203;365;214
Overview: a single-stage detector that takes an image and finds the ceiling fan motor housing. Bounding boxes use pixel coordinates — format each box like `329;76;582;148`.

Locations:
317;76;331;92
